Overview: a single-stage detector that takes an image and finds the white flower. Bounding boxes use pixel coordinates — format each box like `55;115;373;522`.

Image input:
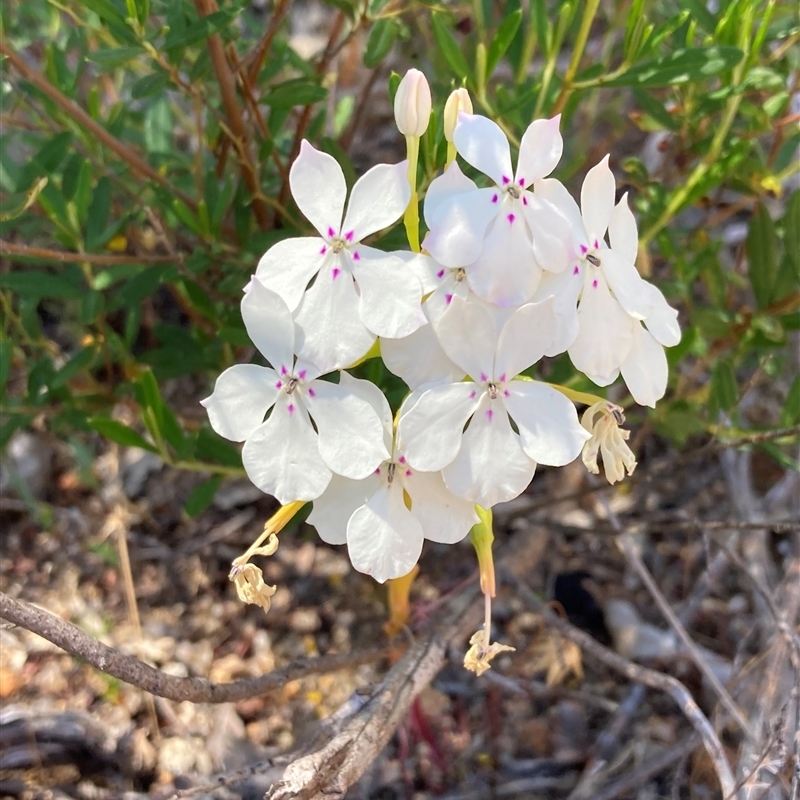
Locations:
581;401;637;484
424;113;564;307
397;296;590;508
308;374;478;583
527;157;681;406
443;88;472;143
200;280;389;503
394;69;432;137
255;140;425;372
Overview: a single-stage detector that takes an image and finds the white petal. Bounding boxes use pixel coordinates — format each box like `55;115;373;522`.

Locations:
494;297;557;380
242;395;331;503
504;381;590;466
341;161;410;241
308;473;379;545
423;161;478;228
396;251;442;295
580;155;616;242
434;294;497;381
381;321;464;390
339;371;393;450
290;140;346;238
423;188;498;268
466;207;541;306
397;381;482;471
305;379;389;479
602;249;653;320
643;283;681;347
621;323;668;408
531;265;584;355
453;113;513;185
569;270;633;386
404;469;478;544
347;483;424;583
255;237;327;312
608;192;638;265
201;364;279;442
524;194;574;274
295;263;375;373
353;250;426;338
515;115;563;186
534;178;587;245
442;395;535;507
241;278;295;373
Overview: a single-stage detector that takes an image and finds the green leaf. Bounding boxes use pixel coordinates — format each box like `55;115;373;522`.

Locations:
0;339;12;394
0;177;48;222
50;347;98;389
184;476;222;516
131;71;170;100
79;0;127;26
164;10;235;52
195;426;242;468
709;359;738;416
88;418;158;452
85;176;112;249
108;264;172;310
632;88;679;131
0;271;84;299
144;96;173;154
431;13;470;82
782;377;800;426
87;46;145;68
784;191;800;280
746;202;779;309
263;79;328;108
364;18;398;68
603;46;744;87
486;9;522;80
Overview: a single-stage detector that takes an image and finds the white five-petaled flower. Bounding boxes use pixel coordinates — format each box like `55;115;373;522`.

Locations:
424;113;564;307
397;296;590;508
200;280;389;503
308;374;478;583
527;156;681;406
255;140;426;373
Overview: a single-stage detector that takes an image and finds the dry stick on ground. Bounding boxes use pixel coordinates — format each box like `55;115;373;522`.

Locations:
0;591;386;702
504;569;737;800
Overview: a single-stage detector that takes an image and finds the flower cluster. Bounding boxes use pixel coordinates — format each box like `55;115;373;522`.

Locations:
202;70;680;586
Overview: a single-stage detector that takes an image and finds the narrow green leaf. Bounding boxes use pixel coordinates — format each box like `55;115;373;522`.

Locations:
88;418;158;453
184;476;222;516
364;18;398;68
50;347;97;389
431;13;470;81
0;271;84;299
263;79;328;108
746;202;779;309
632;88;679;131
195;426;242;468
0;340;12;394
782;377;800;426
0;177;48;222
86;46;145;68
784;190;800;280
709;359;738;416
85;176;112;249
131;71;170;99
486;9;522;80
80;0;127;26
164;10;235;52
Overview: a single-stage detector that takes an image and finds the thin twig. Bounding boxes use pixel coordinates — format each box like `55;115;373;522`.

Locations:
0;591;386;703
0;240;178;265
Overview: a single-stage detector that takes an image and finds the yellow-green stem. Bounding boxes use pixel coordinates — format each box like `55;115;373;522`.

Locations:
551;0;602;115
469;506;496;597
445;142;457;169
404;135;421;252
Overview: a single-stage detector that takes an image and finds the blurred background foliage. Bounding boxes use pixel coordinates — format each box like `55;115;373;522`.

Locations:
1;0;798;518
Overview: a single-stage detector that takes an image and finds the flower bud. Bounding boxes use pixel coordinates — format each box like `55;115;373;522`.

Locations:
443;88;472;143
394;69;431;137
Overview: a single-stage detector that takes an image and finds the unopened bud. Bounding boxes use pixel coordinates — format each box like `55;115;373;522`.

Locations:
394;69;431;137
443;88;472;143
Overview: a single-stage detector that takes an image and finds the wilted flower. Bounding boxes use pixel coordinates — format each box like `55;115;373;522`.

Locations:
394;68;432;137
463;630;515;676
581;400;637;484
229;533;280;614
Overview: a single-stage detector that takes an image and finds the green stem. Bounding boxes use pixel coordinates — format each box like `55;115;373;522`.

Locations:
403;135;421;252
551;0;602;115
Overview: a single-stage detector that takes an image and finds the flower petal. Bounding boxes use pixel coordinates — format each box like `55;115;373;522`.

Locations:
242;394;332;503
241;278;295;374
466;207;541;306
515;115;563;186
423;161;478;228
494;297;557;380
397;381;482;471
643;283;681;347
201;364;279;442
434;294;497;381
305;379;389;479
255;237;327;312
580;155;616;242
453;113;513;186
423;188;498;268
504;381;590;466
308;473;380;546
608;192;638;265
290;140;346;238
295;263;376;372
534;178;587;246
620;323;668;408
602;249;653;320
531;265;583;355
341;161;410;241
380;321;464;390
339;371;393;450
569;269;633;386
442;395;535;507
353;249;426;338
347;483;424;583
396;251;442;294
403;469;478;544
524;194;574;274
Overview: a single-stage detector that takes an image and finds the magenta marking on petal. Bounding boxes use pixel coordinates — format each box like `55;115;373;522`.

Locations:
502;176;510;185
307;386;315;397
580;244;588;254
327;226;336;238
480;372;487;382
518;177;525;186
353;251;360;260
486;408;494;420
507;213;515;224
523;196;528;205
469;390;476;399
298;369;307;380
594;239;599;249
320;245;327;255
280;365;288;376
491;193;498;203
275;380;283;389
573;265;580;275
375;467;381;475
405;469;412;477
332;267;341;280
398;455;406;464
445;293;453;304
498;373;506;382
592;279;599;288
436;269;445;278
504;389;510;397
287;403;295;415
345;230;354;241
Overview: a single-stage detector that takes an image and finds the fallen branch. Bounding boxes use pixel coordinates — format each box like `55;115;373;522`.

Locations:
0;591;385;703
